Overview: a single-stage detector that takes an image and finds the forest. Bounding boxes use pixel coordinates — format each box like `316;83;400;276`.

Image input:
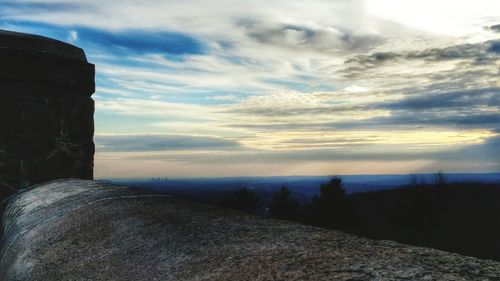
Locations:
215;174;500;261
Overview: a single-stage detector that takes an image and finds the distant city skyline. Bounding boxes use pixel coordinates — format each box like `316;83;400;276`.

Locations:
2;0;499;177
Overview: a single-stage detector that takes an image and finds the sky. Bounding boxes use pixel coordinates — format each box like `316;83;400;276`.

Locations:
1;0;499;178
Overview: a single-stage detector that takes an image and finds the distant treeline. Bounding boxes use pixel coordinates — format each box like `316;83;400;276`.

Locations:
215;173;500;262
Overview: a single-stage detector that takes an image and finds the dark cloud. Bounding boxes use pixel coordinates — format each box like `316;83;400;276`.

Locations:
224;112;500;133
381;88;500;110
333;112;500;131
484;24;500;33
95;134;241;152
120;146;429;163
407;42;495;61
344;40;500;75
338;33;384;51
360;87;500;131
223;104;367;117
223;123;316;131
120;136;500;166
240;20;382;52
238;20;315;44
247;24;316;44
224;86;499;132
226;109;500;133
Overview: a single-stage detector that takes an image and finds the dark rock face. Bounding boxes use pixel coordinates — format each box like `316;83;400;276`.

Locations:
0;30;95;201
2;180;500;281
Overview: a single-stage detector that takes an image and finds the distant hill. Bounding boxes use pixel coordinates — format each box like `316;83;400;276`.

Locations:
111;172;500;203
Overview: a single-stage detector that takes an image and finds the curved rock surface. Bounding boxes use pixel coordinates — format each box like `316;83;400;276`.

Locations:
1;180;500;280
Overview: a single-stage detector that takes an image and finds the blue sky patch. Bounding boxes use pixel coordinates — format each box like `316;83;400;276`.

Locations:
0;20;205;56
488;41;500;54
76;28;205;56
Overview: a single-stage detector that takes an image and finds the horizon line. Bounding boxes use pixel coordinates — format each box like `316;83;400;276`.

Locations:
101;171;500;181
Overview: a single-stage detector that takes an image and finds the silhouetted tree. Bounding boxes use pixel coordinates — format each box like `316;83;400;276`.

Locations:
317;177;346;202
268;186;300;220
308;177;349;228
216;187;262;213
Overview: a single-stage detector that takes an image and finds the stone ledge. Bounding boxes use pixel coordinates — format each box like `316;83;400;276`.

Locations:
1;180;500;280
0;30;87;62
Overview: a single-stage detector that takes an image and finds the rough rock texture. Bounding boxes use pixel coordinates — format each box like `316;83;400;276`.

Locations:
0;30;95;201
1;180;500;281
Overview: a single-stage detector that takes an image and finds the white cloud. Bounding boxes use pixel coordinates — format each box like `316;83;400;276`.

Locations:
345;85;370;93
366;0;500;37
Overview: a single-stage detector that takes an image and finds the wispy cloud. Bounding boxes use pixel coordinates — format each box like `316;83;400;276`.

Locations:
95;133;241;152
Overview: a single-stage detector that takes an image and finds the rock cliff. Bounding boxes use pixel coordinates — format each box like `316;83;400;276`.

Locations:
1;180;499;280
0;30;95;202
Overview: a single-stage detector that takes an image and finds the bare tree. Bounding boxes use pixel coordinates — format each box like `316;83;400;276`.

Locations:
433;171;447;186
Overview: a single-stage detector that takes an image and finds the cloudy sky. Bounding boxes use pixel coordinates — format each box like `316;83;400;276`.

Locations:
2;0;499;178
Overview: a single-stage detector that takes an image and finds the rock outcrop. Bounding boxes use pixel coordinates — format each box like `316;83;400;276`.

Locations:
2;180;500;281
0;30;95;202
